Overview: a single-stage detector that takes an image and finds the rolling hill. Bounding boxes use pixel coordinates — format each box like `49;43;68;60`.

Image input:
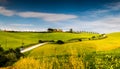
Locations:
0;31;98;50
2;31;120;69
28;32;120;57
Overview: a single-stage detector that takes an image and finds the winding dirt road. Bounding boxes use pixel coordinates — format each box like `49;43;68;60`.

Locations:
20;43;47;53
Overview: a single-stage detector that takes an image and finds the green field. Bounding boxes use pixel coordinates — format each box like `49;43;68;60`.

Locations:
0;31;98;49
1;31;120;69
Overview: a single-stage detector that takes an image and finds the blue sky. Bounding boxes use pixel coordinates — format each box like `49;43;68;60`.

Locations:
0;0;120;33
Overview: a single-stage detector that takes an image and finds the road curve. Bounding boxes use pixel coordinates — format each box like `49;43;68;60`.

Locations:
20;43;47;53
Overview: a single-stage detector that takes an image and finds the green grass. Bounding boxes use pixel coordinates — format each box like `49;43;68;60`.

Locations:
0;31;39;49
0;31;98;50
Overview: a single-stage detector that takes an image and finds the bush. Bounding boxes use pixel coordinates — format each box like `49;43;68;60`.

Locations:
0;47;23;67
0;46;4;52
88;38;91;40
92;36;95;39
56;40;64;44
38;40;44;43
78;39;82;41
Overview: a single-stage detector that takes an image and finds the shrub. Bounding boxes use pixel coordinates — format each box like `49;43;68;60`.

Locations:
92;36;95;39
38;40;44;43
0;47;23;67
88;38;91;40
56;40;64;44
78;39;82;41
0;46;4;52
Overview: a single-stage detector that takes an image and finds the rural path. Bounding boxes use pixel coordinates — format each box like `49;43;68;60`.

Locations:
20;43;47;53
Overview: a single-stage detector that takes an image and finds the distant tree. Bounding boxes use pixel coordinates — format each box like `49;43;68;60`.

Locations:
38;40;44;43
69;28;73;33
47;28;54;32
56;40;64;44
88;38;91;40
79;39;82;41
92;36;96;39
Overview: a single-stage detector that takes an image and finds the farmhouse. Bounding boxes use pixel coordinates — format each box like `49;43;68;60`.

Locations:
47;28;63;32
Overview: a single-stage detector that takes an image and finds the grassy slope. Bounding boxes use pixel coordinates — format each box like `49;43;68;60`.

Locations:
6;32;120;69
0;31;39;49
0;31;97;49
85;32;120;51
28;32;120;57
28;42;95;58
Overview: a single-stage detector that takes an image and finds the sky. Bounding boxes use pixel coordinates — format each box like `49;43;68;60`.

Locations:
0;0;120;33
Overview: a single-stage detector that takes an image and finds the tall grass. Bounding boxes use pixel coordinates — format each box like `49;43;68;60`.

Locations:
12;50;120;69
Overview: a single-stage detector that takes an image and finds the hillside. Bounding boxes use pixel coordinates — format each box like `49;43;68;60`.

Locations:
28;32;120;57
2;32;120;69
0;31;98;49
10;32;120;69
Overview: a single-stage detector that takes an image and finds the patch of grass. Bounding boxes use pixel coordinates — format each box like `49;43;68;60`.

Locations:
28;42;95;57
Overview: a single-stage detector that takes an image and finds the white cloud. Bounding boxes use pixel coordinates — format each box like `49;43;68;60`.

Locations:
85;2;120;18
1;15;120;33
0;6;15;16
0;6;77;22
106;2;120;10
60;14;120;33
17;12;77;22
101;16;120;25
89;10;109;17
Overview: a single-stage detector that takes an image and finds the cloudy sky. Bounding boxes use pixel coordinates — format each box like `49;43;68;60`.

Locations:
0;0;120;33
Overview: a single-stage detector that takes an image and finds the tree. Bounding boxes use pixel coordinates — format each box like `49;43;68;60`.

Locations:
47;28;54;32
79;39;82;41
38;40;44;43
56;40;64;44
92;36;96;39
69;28;73;33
